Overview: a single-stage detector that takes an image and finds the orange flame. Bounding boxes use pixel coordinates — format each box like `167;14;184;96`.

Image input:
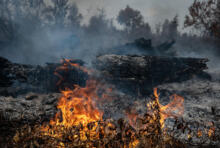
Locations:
49;59;104;127
54;59;92;86
126;88;184;130
42;60;185;146
61;59;91;74
49;79;103;127
41;78;105;141
197;129;203;137
14;59;219;147
207;122;215;137
154;88;184;128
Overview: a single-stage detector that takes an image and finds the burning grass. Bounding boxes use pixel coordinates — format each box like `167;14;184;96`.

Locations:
11;84;219;147
12;87;184;148
9;59;220;147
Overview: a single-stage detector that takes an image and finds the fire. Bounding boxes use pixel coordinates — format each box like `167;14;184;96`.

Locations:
41;60;107;142
54;59;91;86
52;59;185;134
49;59;103;127
11;59;219;147
61;59;91;74
49;79;103;127
42;60;186;146
128;88;184;130
153;88;184;128
197;129;203;137
208;127;215;137
207;122;215;137
41;79;105;142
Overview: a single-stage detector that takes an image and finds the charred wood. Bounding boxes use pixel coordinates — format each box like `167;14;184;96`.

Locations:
0;57;88;97
94;54;209;82
93;54;209;95
0;55;209;97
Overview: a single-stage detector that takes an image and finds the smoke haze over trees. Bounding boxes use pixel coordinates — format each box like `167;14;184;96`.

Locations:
0;0;219;66
185;0;220;39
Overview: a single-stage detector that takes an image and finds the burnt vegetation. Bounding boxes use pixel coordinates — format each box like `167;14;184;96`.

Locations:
0;0;220;148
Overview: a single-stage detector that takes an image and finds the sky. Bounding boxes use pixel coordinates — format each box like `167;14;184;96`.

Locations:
73;0;195;32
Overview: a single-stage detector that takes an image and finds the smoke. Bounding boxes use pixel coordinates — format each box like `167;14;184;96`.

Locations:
174;36;220;71
73;0;194;29
0;0;125;65
0;0;219;72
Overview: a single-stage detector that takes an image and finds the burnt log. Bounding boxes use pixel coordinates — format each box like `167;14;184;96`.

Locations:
94;54;209;82
0;55;209;97
0;57;88;96
93;54;209;95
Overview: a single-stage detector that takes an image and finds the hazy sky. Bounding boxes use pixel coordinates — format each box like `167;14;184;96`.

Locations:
73;0;194;31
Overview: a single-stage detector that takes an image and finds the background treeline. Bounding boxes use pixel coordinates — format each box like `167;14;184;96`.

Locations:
0;0;219;65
